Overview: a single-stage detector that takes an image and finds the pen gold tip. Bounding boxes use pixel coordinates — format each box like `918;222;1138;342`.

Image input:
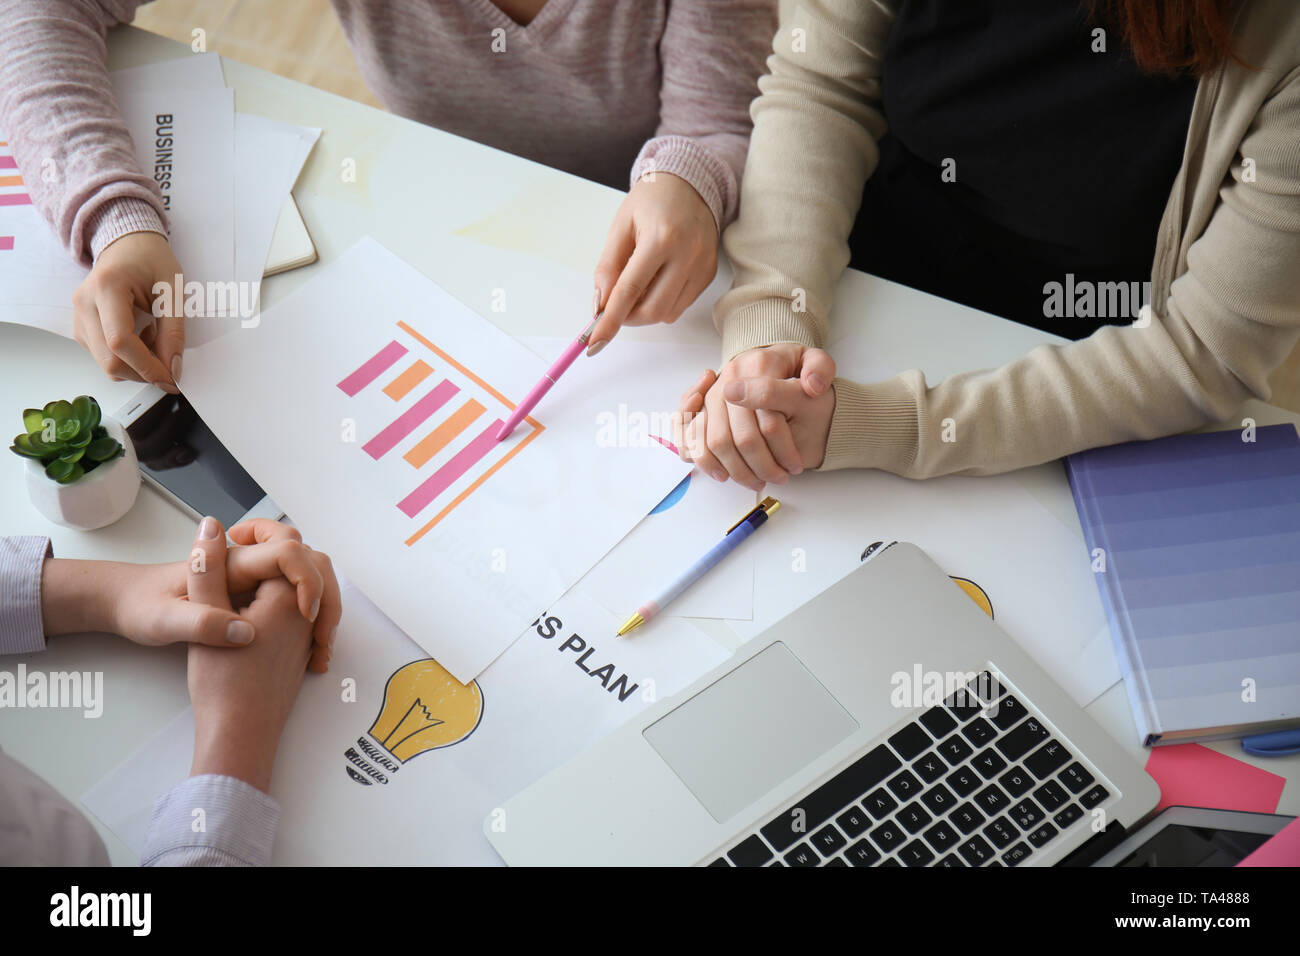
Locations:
616;613;644;637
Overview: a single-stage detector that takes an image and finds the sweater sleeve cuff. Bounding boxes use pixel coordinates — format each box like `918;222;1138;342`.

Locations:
820;375;922;473
0;536;52;655
141;774;280;867
87;197;167;263
631;134;737;232
719;298;823;364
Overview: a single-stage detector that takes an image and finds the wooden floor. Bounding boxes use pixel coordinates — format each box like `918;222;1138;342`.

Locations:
131;1;1300;415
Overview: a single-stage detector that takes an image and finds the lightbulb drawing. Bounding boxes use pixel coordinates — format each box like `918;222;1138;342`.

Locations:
344;658;483;786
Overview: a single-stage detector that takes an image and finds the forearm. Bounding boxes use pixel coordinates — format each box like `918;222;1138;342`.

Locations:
713;0;896;363
0;0;164;265
190;713;278;795
39;558;121;636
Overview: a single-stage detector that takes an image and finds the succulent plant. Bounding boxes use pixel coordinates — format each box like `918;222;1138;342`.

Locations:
9;396;125;484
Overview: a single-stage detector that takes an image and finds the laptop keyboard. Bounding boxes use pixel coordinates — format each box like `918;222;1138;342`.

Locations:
710;670;1112;867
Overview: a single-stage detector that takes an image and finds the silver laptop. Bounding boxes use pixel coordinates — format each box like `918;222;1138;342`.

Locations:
486;542;1158;866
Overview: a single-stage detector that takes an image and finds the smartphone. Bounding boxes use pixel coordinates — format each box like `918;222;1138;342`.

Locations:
1092;806;1294;867
116;385;283;527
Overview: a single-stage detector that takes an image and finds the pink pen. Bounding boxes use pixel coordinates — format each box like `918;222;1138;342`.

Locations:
495;316;599;441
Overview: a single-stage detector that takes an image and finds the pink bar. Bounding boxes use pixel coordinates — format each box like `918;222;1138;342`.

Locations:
337;340;407;396
398;419;503;517
363;379;459;460
0;237;12;251
0;156;16;169
0;193;31;206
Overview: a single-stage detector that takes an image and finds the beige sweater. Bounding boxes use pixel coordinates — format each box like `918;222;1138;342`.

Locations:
716;0;1300;478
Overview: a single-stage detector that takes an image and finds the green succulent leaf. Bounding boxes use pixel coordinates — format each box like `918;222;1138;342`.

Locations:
55;418;81;441
11;434;43;458
92;425;108;441
72;395;100;431
45;458;74;481
43;400;75;424
69;428;94;448
85;437;123;462
22;408;45;433
58;447;86;464
55;462;85;484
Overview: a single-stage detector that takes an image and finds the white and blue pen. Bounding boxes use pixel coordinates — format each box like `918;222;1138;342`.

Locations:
617;496;780;636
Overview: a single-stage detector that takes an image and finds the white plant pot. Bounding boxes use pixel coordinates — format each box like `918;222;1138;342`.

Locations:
24;416;140;530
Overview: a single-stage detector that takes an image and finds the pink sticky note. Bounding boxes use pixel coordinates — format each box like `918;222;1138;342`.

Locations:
1237;816;1300;867
1145;743;1286;816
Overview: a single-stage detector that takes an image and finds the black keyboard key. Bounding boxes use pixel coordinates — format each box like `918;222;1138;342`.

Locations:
863;788;897;820
1025;739;1071;778
962;717;997;748
898;802;932;833
983;816;1017;848
870;820;906;852
784;843;819;866
959;834;995;865
1009;798;1044;830
836;805;871;838
811;824;847;855
945;688;983;720
924;820;960;853
937;853;966;867
938;735;974;764
986;694;1027;730
727;834;773;867
1034;780;1069;812
914;752;947;783
972;748;1008;779
1053;803;1084;828
999;766;1034;797
951;802;986;834
946;766;981;797
899;839;935;866
845;839;881;866
887;769;923;801
920;783;957;816
997;717;1049;760
1027;821;1059;848
1002;842;1032;866
709;857;730;867
1080;784;1110;809
825;856;849;867
973;671;1005;701
760;744;901;851
888;722;932;760
974;784;1010;814
919;706;958;739
1060;762;1095;793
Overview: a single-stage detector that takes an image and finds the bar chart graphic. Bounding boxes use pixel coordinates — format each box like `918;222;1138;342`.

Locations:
0;142;31;252
338;321;544;546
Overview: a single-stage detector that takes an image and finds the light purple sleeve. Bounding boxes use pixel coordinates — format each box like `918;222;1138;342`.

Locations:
0;535;51;655
630;0;777;230
141;774;280;867
0;0;166;265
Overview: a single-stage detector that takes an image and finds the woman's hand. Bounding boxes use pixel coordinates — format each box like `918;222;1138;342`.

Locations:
587;173;719;355
72;231;184;391
186;523;314;793
676;344;836;490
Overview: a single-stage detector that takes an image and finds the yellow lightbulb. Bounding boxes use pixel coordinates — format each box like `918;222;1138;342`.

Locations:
344;658;483;786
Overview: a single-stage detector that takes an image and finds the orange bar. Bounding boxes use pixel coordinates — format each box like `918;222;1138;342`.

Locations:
0;175;22;187
404;398;486;468
383;359;433;400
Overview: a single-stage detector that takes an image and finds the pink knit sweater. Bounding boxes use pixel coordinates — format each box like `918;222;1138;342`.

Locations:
0;0;775;266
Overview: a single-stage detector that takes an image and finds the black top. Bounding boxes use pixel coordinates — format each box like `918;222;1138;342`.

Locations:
848;0;1197;339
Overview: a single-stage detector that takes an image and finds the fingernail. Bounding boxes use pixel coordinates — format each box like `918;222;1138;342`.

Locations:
199;516;219;539
723;381;746;402
226;620;254;645
171;354;183;385
808;373;826;394
587;339;607;357
592;286;602;317
710;469;727;482
310;596;321;622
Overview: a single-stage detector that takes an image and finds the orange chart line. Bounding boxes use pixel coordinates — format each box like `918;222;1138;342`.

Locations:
405;425;544;546
383;358;433;400
404;398;486;468
396;320;543;431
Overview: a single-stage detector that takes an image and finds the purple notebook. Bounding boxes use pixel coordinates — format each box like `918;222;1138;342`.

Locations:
1064;423;1300;746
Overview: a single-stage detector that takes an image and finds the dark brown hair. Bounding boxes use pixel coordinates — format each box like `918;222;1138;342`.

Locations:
1095;0;1243;76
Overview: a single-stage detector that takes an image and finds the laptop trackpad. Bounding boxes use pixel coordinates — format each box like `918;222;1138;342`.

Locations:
643;642;859;823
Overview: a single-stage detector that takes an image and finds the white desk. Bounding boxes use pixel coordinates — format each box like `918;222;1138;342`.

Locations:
2;27;1297;865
